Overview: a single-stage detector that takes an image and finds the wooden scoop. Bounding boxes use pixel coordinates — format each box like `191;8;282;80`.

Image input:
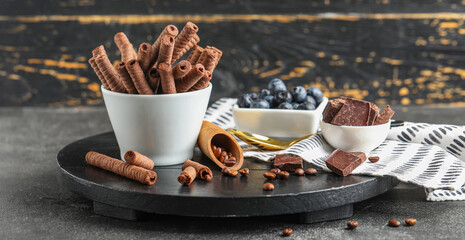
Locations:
197;121;244;170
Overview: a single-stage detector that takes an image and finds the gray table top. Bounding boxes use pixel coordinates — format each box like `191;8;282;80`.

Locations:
1;106;465;239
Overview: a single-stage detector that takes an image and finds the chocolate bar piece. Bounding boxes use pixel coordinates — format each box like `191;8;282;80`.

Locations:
325;149;366;176
374;105;395;125
331;98;371;126
274;154;303;171
367;103;380;126
322;98;346;123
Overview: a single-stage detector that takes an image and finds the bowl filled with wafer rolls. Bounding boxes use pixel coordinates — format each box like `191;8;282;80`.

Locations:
88;22;222;166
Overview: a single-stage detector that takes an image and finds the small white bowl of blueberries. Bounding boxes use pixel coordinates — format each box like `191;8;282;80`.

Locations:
233;78;328;138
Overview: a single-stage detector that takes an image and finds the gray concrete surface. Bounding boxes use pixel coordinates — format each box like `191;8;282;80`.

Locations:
0;106;464;239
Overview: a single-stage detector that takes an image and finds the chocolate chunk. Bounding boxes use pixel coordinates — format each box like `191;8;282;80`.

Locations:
374;105;395;125
367;103;380;125
331;98;371;126
273;154;303;171
322;98;346;123
325;149;366;176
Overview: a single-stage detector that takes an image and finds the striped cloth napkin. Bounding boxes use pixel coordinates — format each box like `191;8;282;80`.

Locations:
204;98;465;201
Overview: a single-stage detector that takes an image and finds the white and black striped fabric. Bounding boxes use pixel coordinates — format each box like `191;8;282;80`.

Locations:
204;98;465;201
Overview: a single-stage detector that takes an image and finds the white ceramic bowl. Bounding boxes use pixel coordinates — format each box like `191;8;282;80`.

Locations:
232;97;329;138
320;119;391;153
102;84;212;166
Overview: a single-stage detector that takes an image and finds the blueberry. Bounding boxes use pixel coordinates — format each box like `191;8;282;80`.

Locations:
238;94;253;108
250;92;259;101
297;102;316;110
273;90;293;105
268;78;286;93
278;102;294;109
292;86;307;103
291;102;300;109
304;95;316;106
259;88;271;98
250;99;270;109
263;95;274;106
307;87;324;103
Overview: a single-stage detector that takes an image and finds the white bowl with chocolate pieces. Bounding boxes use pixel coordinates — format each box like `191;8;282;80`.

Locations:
320;97;395;153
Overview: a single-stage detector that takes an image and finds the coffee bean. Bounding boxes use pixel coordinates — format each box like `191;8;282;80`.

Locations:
282;228;292;236
369;156;380;163
263;183;274;191
224;169;238;177
388;220;401;227
347;221;358;229
212;145;217;151
213;147;222;159
221;168;231;175
277;171;289;179
295;168;305;176
239;168;249;176
270;168;281;174
305;168;318;175
264;172;276;179
227;152;232;157
224;157;236;166
405;218;416;226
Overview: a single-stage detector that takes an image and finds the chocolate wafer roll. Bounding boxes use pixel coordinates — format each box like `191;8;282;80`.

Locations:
175;63;205;93
155;35;175;67
94;55;127;93
124;150;154;170
206;46;223;66
92;45;106;57
172;60;192;80
189;70;212;91
177;166;196;186
115;62;137;94
157;62;176;94
137;43;154;72
85;151;157;185
88;57;110;90
152;25;178;62
182;159;212;181
187;45;204;65
114;32;137;62
126;59;153;94
147;68;161;93
198;49;218;72
171;22;199;64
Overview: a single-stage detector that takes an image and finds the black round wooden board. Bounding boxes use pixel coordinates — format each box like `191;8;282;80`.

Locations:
57;132;398;223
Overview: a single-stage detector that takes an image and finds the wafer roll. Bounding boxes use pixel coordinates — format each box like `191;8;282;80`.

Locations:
147;68;161;93
157;62;176;94
152;25;178;62
114;32;137;62
171;22;199;64
187;45;204;65
86;151;157;185
172;60;192;80
155;35;175;67
198;49;218;72
124;150;154;170
206;46;223;66
189;70;212;91
182;159;212;181
94;55;127;93
175;63;205;93
137;43;154;72
92;45;106;57
88;57;110;89
115;62;137;94
126;59;153;94
177;166;196;186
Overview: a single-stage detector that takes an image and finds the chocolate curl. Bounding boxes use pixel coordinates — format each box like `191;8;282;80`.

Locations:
171;22;199;64
88;57;110;90
152;25;179;62
197;49;218;72
124;150;154;170
94;55;127;93
206;46;223;66
172;60;192;80
182;159;213;181
126;59;153;94
187;45;204;65
147;68;161;93
157;62;176;94
175;63;204;93
85;151;157;185
115;62;138;94
189;70;212;91
114;32;137;62
92;45;106;57
177;166;196;186
154;35;175;67
137;43;154;72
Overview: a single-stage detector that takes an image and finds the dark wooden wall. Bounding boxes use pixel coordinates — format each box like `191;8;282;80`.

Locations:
1;0;465;106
